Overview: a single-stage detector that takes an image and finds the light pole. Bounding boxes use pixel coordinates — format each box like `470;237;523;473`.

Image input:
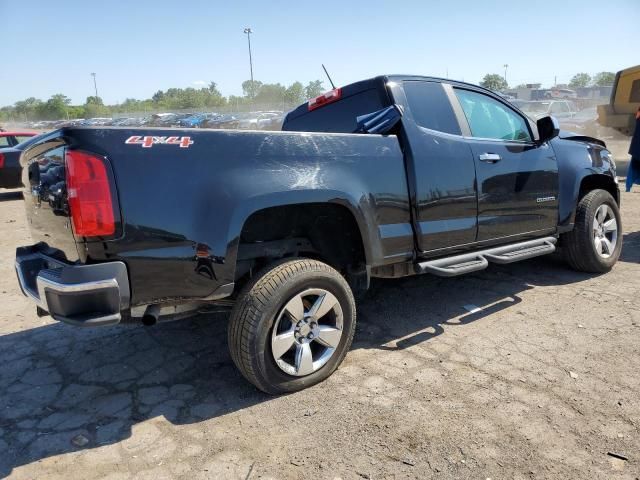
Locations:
503;64;509;86
243;28;254;85
90;72;99;99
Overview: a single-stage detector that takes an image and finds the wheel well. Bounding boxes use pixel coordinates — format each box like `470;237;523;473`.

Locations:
578;175;619;205
236;203;368;292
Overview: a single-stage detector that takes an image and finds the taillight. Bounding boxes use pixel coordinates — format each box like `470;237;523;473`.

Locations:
65;150;116;237
0;153;4;168
308;88;342;111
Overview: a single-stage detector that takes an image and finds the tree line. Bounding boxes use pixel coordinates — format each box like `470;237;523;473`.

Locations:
479;71;616;92
0;79;326;122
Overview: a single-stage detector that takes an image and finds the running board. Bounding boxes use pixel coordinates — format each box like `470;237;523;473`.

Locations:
415;237;557;277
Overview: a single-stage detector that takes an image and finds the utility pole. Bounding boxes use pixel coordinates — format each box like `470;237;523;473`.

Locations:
91;72;99;99
243;28;254;85
503;64;509;85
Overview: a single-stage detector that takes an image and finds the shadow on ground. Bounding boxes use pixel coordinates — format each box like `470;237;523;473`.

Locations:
1;241;638;476
0;191;23;201
620;231;640;264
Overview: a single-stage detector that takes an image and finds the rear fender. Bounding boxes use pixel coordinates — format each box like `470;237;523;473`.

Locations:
225;189;379;278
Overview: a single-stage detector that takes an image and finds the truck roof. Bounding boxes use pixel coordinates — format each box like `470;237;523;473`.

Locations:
282;74;501;134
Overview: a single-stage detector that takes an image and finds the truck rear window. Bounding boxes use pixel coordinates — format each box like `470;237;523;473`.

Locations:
282;88;385;133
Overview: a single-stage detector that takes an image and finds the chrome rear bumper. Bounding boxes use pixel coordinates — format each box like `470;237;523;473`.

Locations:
15;245;130;327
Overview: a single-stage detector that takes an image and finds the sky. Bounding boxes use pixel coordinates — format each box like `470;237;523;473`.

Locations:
1;0;638;106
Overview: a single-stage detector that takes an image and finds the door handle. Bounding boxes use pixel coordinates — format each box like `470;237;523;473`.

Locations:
479;153;502;163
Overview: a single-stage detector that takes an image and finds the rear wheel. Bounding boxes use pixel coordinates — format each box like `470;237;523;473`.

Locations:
562;189;622;272
228;258;356;394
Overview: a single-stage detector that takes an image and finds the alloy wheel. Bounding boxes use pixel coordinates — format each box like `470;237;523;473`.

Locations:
271;288;344;377
592;204;618;258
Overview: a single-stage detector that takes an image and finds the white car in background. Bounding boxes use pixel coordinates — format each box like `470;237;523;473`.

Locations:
546;88;578;99
519;100;577;120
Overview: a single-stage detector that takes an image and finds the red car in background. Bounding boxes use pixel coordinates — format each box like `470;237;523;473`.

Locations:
0;131;36;148
0;131;39;189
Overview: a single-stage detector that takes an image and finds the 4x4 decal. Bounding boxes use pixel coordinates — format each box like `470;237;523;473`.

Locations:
125;136;194;148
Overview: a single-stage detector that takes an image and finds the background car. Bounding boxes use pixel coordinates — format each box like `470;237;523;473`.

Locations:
0;133;43;188
545;88;578;99
558;106;605;138
201;114;239;129
0;131;36;148
79;117;113;126
519;100;577;120
109;117;138;126
509;98;530;109
178;113;218;128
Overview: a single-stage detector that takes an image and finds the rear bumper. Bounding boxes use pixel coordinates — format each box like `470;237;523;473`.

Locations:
15;245;130;327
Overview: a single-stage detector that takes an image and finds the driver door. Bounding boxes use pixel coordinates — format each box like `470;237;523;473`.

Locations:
452;88;559;242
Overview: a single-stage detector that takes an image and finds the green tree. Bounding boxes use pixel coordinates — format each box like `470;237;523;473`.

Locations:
254;83;287;104
479;74;508;91
592;71;615;86
569;73;591;88
0;106;13;122
67;105;86;119
85;96;103;105
204;82;226;107
228;95;248;109
37;94;71;120
14;97;43;121
2;78;327;121
242;80;263;99
285;82;305;105
84;96;108;118
304;80;324;98
152;90;165;103
208;81;220;95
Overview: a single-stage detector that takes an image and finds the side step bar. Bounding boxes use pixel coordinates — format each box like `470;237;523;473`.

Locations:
416;237;557;277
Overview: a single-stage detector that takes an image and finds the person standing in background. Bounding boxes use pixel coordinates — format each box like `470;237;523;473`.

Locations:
626;107;640;192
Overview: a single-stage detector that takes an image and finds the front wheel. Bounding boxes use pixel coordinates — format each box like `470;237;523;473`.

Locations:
562;189;622;272
228;258;356;394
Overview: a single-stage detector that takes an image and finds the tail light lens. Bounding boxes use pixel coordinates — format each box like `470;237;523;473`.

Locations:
0;153;4;168
308;88;342;111
65;150;116;237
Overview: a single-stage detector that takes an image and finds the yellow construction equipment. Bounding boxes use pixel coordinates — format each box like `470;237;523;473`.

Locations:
597;65;640;136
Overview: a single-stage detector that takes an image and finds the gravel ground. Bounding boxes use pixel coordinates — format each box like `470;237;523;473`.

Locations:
0;186;639;480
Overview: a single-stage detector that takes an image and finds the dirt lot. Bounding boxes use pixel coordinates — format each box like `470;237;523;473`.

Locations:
0;186;639;480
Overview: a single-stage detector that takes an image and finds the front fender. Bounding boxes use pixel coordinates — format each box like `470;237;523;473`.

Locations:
553;137;618;228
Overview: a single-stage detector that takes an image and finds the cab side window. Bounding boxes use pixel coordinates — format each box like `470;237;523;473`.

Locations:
403;81;461;135
454;89;532;142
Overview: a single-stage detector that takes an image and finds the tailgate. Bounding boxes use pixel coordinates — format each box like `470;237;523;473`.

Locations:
21;132;123;264
20;136;80;262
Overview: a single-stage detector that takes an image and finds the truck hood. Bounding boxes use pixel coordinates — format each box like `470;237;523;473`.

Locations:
558;130;606;148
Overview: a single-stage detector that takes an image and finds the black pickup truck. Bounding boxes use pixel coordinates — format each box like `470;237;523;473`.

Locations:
15;75;621;393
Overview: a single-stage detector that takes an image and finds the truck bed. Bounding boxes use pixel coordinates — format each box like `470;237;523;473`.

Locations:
20;127;412;309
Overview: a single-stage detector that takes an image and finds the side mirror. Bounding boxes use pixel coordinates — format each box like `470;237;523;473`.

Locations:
537;115;560;143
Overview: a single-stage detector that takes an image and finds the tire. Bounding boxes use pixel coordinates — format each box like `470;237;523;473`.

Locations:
562;189;622;273
228;258;356;394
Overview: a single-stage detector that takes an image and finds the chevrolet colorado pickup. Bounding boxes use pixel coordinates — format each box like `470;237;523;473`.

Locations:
15;75;621;393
